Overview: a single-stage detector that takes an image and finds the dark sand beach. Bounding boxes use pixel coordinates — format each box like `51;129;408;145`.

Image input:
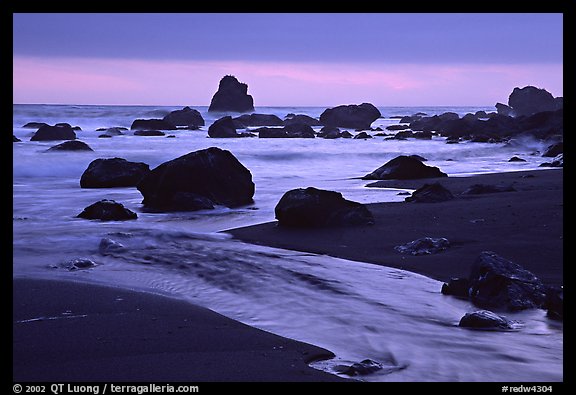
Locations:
229;169;563;287
13;169;563;382
13;278;348;382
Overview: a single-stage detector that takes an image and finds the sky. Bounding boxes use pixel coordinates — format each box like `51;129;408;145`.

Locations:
12;13;563;107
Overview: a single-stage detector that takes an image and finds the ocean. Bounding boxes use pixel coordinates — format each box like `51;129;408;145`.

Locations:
12;104;562;382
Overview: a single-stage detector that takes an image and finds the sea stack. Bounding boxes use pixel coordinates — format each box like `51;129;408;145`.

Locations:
208;75;255;113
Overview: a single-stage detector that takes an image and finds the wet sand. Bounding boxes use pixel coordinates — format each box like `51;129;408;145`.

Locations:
228;169;563;286
13;278;348;382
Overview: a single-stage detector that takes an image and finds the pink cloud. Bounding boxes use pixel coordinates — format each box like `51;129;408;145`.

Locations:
13;56;563;106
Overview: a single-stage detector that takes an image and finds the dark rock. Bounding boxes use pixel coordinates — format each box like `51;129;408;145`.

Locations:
394;237;449;255
393;130;413;139
233;113;284;127
59;258;98;271
517;109;563;139
405;183;454;203
318;126;340;139
386;124;410;131
461;184;516;195
362;155;448;180
474;110;489;118
413;131;433;140
30;124;77;141
409;154;427;162
284;114;322;126
80;158;150;188
544;286;563;320
353;131;372;139
208;75;254;113
542;142;563;157
133;130;165;136
130;119;176;131
496;102;512;116
98;134;113;138
99;238;126;255
508;156;526;162
338;359;383;376
257;127;288;138
257;124;315;138
445;136;460;144
468;251;547;311
163;106;205;128
320;103;381;129
166;135;176;138
72;126;82;131
13;135;21;142
459;310;514;330
46;140;93;152
137;147;254;212
103;127;125;136
339;131;353;138
77;199;137;221
208;116;240;138
441;278;471;298
275;187;374;228
508;86;561;117
22;122;49;129
539;153;563;168
283;123;315;138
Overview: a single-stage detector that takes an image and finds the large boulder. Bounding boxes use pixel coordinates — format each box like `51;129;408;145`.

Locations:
76;199;137;221
284;114;323;126
362;155;448;180
233;113;284;127
275;187;374;227
80;158;150;188
137;147;255;212
208;75;255;113
46;140;93;152
130;119;177;131
508;86;562;117
320;103;381;129
163;106;205;128
30;124;77;141
468;251;547;311
208;116;239;138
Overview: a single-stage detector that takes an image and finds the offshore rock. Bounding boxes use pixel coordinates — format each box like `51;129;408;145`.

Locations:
459;310;514;330
80;158;150;188
137;147;254;212
30;124;77;141
208;75;254;113
163;106;205;128
46;140;93;152
320;103;381;129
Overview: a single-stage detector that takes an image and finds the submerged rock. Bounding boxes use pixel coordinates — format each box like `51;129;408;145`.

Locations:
337;359;384;376
362;155;447;180
275;187;374;227
441;278;471;298
130;119;176;131
460;184;516;195
208;75;254;113
459;310;514;330
284;114;322;126
133;130;166;136
80;158;150;188
405;183;454;203
46;140;93;152
13;135;21;142
394;237;450;255
137;147;255;212
77;199;138;221
57;258;98;271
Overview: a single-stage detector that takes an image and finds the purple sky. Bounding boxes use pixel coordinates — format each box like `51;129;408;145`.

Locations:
13;13;563;107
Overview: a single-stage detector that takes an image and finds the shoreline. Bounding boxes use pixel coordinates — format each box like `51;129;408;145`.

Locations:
227;169;563;287
13;277;348;382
